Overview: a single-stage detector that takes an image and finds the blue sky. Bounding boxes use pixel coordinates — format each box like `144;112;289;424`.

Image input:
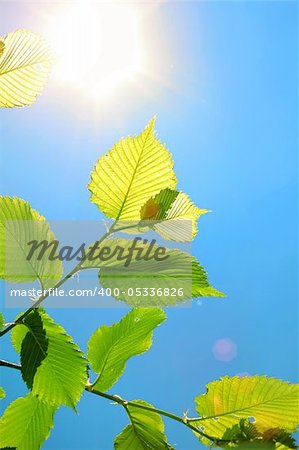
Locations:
0;1;298;449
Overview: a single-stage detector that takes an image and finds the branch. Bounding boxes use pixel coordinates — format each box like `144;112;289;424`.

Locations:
87;386;218;441
0;359;227;445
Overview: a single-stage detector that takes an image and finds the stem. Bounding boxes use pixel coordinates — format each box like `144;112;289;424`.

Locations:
0;359;226;445
88;387;213;439
0;360;21;370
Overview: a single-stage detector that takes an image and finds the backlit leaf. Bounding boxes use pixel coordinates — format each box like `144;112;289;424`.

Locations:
0;312;4;330
0;39;4;58
0;196;63;289
0;386;5;399
11;309;87;409
82;237;224;306
0;393;56;450
193;376;299;445
114;400;173;449
141;188;208;242
218;419;297;449
0;30;53;107
88;308;165;391
88;118;177;221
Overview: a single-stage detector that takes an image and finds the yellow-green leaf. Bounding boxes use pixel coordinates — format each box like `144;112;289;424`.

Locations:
99;238;224;306
0;196;63;289
0;386;5;399
88;118;177;221
81;237;224;306
141;188;208;242
114;400;174;449
193;376;299;444
0;39;4;58
88;308;166;392
0;393;56;450
0;29;53;107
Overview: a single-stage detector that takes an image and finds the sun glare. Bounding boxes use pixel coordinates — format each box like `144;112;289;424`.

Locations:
45;1;144;99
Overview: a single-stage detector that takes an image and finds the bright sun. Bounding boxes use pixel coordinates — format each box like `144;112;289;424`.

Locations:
45;1;145;99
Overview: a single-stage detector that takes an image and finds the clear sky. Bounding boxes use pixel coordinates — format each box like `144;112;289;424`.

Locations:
0;1;298;449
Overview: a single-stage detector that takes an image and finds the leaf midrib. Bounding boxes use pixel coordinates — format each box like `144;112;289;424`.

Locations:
197;393;297;422
115;125;152;221
0;56;52;77
93;322;150;389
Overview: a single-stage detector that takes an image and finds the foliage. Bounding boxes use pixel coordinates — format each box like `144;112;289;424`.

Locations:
193;376;299;447
218;419;298;449
12;309;87;409
140;188;208;242
114;400;174;449
88;117;177;222
0;30;53;107
88;308;165;391
0;196;63;289
0;393;56;450
0;79;298;450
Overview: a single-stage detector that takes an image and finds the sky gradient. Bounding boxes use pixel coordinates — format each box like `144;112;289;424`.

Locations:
0;1;298;449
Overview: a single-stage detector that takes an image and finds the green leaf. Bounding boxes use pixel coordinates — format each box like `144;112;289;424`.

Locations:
218;419;297;449
0;386;5;399
192;260;225;298
0;30;53;108
88;118;177;221
88;308;165;391
0;312;4;330
19;309;48;389
193;376;299;444
0;196;63;289
114;400;173;449
11;309;87;409
0;393;56;450
140;188;209;242
82;237;224;306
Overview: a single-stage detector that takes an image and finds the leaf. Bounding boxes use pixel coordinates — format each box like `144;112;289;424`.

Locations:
99;239;224;306
0;196;63;289
263;430;297;449
0;39;4;58
88;308;166;391
0;30;53;107
82;237;224;306
192;260;225;298
0;312;4;330
218;419;297;449
19;309;48;389
193;376;299;444
0;386;5;399
140;188;208;242
11;309;87;409
88;118;177;221
0;393;56;450
114;400;174;449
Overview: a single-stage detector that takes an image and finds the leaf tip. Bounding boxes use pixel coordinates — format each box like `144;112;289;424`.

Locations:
144;116;157;135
